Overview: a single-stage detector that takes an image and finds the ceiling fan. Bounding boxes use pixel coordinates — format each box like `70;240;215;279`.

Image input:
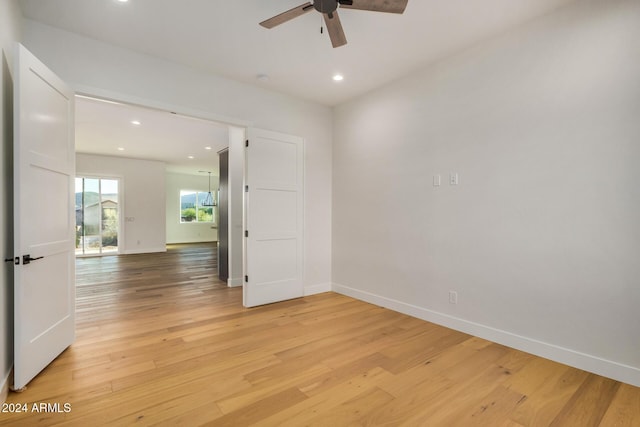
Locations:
260;0;409;48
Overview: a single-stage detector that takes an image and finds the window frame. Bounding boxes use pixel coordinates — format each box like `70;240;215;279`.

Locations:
179;189;215;224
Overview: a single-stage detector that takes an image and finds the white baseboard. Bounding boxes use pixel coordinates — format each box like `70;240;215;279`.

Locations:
123;247;167;255
332;283;640;388
227;277;243;288
166;239;217;244
305;282;332;296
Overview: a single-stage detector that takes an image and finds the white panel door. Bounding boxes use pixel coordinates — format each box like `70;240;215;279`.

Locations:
13;44;75;390
244;129;304;307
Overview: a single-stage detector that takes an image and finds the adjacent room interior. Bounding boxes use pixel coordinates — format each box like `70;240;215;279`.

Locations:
75;95;228;253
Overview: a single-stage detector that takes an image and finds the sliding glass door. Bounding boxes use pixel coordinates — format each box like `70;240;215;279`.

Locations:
75;177;120;255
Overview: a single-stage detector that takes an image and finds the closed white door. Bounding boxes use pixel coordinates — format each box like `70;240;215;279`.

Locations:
13;44;75;390
243;129;304;307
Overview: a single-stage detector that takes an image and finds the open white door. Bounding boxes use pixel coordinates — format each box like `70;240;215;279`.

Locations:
13;44;75;390
243;129;304;307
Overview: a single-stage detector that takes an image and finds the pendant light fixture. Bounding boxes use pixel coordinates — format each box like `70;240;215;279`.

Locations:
201;171;216;207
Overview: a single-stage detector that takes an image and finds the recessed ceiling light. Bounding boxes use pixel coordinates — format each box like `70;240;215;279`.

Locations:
116;0;129;3
117;147;125;151
333;74;344;82
204;146;212;150
188;156;194;159
131;120;141;125
256;74;270;82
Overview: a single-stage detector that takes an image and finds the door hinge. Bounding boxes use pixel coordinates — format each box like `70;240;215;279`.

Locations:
245;230;249;238
244;275;248;283
245;185;249;192
245;139;249;148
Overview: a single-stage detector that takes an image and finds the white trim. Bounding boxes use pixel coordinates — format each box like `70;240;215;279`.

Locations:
227;128;247;296
332;283;640;388
1;371;9;404
166;238;216;245
227;277;243;288
167;237;218;245
305;282;332;296
72;84;252;128
123;247;167;255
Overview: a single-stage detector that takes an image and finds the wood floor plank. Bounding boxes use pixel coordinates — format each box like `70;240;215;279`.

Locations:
1;243;639;426
207;387;308;427
599;383;640;426
507;362;589;426
549;374;621;426
377;336;496;398
260;366;395;427
296;352;391;397
390;345;517;425
364;374;454;425
304;386;396;427
215;362;331;414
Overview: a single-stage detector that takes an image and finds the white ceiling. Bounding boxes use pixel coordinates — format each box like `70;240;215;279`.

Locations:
20;0;577;175
20;0;577;107
75;96;228;175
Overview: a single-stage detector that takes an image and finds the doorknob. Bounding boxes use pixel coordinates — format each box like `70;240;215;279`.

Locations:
23;254;44;265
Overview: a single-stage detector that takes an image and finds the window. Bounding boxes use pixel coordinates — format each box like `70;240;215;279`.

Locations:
75;177;119;255
180;190;215;223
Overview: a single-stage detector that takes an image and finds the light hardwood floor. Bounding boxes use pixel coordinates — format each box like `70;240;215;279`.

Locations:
1;243;639;426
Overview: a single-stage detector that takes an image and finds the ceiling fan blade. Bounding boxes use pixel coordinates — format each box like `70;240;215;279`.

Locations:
339;0;408;14
260;2;314;29
323;12;347;48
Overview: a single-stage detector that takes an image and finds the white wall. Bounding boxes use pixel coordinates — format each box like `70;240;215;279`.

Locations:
23;20;333;294
166;172;218;244
76;154;166;254
0;0;22;400
333;0;640;386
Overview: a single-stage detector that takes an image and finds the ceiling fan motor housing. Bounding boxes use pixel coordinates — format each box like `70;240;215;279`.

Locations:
313;0;338;14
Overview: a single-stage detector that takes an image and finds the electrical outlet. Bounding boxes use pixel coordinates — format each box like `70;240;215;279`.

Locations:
449;173;459;185
449;290;458;304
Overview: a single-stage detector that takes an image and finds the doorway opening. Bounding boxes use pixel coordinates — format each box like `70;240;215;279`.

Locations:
74;93;246;288
75;176;120;256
